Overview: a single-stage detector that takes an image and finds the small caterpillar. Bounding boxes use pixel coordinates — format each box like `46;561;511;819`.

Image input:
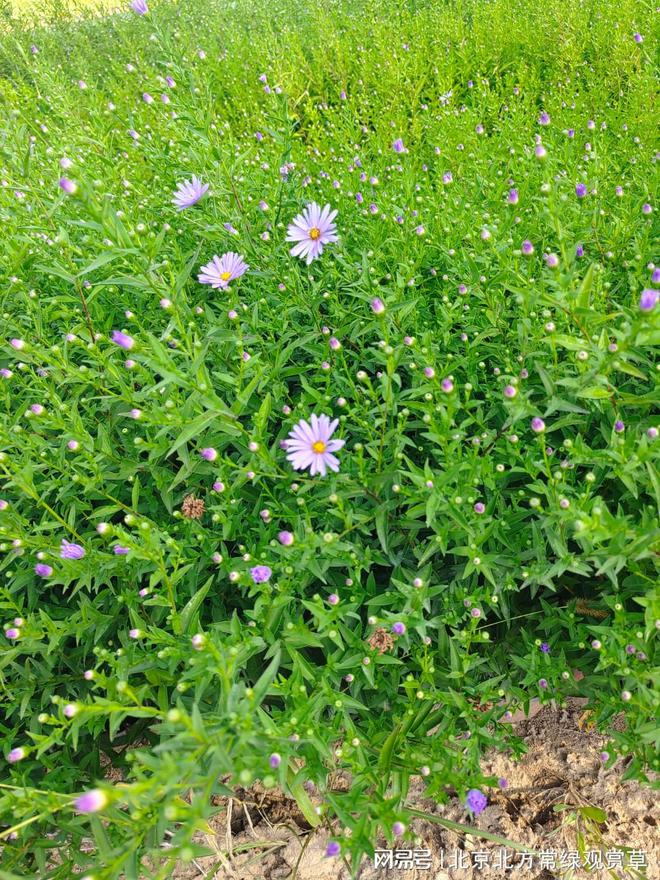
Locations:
575;599;609;620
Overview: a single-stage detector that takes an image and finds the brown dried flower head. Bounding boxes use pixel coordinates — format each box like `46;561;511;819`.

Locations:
367;627;395;655
181;494;205;520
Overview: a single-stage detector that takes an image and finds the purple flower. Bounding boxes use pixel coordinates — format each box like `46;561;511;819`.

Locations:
576;244;584;258
508;188;519;205
111;330;135;350
614;420;625;433
538;111;550;125
198;252;249;289
278;531;294;546
75;789;108;813
575;183;587;198
250;565;272;584
392;821;406;836
269;752;281;768
326;842;341;857
392;138;406;153
200;447;218;461
539;678;548;689
172;176;209;210
286;202;339;264
639;289;658;312
531;417;546;433
633;32;643;43
113;545;130;555
391;622;406;635
465;789;487;815
284;414;345;477
521;240;534;256
60;540;85;560
371;297;385;314
58;178;77;195
35;563;53;577
130;0;148;12
474;502;485;514
5;628;20;640
7;747;25;763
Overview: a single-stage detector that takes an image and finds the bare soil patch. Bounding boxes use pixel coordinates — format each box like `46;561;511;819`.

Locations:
171;699;657;879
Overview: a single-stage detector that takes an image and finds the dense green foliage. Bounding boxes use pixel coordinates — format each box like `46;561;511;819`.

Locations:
0;0;658;876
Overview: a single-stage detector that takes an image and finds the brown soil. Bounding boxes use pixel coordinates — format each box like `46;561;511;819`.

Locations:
170;699;658;880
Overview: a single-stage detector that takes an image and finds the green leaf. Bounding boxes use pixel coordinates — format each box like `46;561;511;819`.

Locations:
179;576;214;633
576;263;595;310
251;645;282;706
576;386;610;399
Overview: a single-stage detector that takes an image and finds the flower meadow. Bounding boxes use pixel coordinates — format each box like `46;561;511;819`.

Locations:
0;0;659;875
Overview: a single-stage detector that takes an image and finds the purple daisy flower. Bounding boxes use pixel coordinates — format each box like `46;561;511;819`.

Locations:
172;176;209;210
75;789;108;813
326;842;341;857
575;183;587;198
113;545;130;555
60;540;85;560
639;289;658;312
35;563;53;577
59;178;77;195
111;330;135;350
286;202;339;265
198;252;248;289
284;414;345;477
250;565;272;584
392;138;406;153
130;0;148;13
465;789;487;815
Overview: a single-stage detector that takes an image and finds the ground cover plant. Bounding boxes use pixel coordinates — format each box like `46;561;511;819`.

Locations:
0;0;658;875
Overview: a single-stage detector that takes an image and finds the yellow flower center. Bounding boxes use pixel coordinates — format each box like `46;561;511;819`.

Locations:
309;227;321;240
220;271;232;281
312;440;326;454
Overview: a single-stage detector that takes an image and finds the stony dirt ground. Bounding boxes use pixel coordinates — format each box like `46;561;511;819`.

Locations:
171;699;658;880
